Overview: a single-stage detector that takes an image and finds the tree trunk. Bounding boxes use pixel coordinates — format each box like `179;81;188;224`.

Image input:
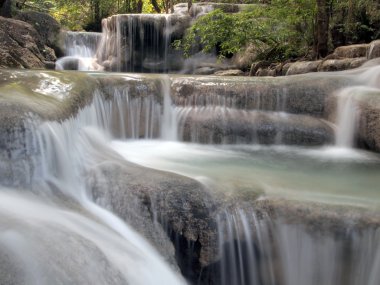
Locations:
315;0;330;58
150;0;161;13
0;0;12;17
137;0;143;13
187;0;192;11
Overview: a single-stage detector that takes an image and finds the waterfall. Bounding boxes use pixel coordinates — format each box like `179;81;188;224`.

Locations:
215;209;380;285
56;32;103;71
0;86;186;284
160;77;178;140
2;66;380;285
335;88;360;148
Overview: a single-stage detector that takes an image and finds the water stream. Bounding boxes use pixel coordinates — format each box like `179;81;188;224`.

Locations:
2;15;380;284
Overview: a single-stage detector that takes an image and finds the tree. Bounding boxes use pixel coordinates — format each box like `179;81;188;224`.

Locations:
0;0;12;17
314;0;331;58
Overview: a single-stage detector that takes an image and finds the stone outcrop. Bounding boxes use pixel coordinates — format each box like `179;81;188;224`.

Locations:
89;156;380;284
249;40;380;77
0;16;57;69
180;108;334;145
15;11;61;55
368;40;380;59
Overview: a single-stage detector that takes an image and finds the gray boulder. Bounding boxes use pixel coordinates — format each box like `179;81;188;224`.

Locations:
14;11;61;52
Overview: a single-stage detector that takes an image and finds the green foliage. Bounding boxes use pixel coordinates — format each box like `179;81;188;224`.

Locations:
330;0;380;45
21;0;167;30
177;1;316;61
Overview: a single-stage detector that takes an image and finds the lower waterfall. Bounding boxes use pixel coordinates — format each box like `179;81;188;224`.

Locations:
1;67;380;285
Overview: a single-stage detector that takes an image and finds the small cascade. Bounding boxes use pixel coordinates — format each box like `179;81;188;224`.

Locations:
64;31;102;58
216;210;276;285
0;86;187;285
216;208;380;285
169;81;332;145
2;67;380;285
335;88;360;148
160;77;178;140
96;13;190;72
56;31;103;71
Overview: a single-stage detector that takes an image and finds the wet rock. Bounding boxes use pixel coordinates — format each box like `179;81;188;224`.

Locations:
318;58;363;72
171;74;350;117
286;61;322;75
180;108;334;145
0;70;98;186
88;159;220;280
249;61;271;76
213;69;244;76
326;87;380;152
333;44;369;58
194;67;218;75
356;90;380;152
232;44;259;71
368;40;380;59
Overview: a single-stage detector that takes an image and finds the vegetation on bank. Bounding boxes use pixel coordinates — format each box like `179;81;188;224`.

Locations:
175;0;380;61
2;0;174;30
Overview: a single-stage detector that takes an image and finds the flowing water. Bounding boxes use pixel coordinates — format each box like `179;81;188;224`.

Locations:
1;66;380;284
3;17;380;285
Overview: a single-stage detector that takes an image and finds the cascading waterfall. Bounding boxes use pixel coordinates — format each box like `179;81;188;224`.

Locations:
0;82;187;284
216;208;380;285
56;31;103;71
94;13;189;72
3;55;380;284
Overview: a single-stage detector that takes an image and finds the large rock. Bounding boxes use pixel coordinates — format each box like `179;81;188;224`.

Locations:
318;58;367;72
170;74;350;117
0;16;45;68
333;44;369;58
88;159;220;282
179;108;335;145
232;44;260;71
14;11;61;52
286;61;322;75
356;90;380;151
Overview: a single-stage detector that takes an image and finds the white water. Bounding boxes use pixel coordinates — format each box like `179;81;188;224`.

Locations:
111;140;380;208
56;32;103;71
215;209;380;285
335;88;360;147
4;62;380;285
0;88;186;284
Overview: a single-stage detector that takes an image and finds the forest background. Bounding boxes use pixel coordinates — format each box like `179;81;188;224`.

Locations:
3;0;379;61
